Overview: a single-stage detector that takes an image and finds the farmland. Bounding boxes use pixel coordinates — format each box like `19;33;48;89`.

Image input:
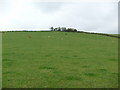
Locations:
0;33;2;89
2;31;118;88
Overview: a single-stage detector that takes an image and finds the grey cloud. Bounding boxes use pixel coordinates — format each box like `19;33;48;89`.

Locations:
54;2;118;33
0;1;118;34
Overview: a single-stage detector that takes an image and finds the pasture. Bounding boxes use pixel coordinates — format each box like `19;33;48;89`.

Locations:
2;31;118;88
0;33;2;89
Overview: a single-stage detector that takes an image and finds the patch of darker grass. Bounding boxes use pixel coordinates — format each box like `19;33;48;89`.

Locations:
78;57;86;60
53;71;60;74
84;72;97;77
109;58;117;61
3;71;21;75
72;55;78;57
71;62;79;64
111;72;118;75
82;65;89;68
65;76;82;80
3;72;12;74
44;54;52;57
3;59;12;61
3;61;13;67
61;56;70;59
65;33;67;35
39;66;55;70
3;52;15;55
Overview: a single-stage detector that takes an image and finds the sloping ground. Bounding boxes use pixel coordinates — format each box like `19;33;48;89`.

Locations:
77;31;120;38
2;31;118;88
0;33;2;89
110;34;120;37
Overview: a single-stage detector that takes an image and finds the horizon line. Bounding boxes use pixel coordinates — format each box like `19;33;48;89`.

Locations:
0;29;118;34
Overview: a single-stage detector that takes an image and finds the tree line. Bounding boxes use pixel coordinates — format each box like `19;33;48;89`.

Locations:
49;27;77;32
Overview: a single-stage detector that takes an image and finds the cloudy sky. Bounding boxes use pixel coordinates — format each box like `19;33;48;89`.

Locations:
0;0;118;33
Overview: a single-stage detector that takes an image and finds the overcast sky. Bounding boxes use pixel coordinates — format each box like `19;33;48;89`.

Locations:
0;0;118;33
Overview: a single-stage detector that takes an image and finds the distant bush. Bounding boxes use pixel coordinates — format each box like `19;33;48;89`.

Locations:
49;27;77;32
67;28;77;32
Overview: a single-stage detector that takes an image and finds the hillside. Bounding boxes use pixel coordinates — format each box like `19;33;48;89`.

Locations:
2;31;118;88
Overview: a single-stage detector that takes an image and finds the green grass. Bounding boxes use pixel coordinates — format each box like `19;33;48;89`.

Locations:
0;33;2;89
2;31;118;88
111;34;120;36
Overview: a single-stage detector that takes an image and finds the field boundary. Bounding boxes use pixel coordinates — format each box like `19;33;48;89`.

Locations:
76;31;120;38
1;30;119;38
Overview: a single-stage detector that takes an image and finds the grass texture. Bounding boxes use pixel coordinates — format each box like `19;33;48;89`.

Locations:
2;31;118;88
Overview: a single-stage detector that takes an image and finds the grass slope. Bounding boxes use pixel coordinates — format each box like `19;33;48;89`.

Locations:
0;33;2;89
3;31;118;88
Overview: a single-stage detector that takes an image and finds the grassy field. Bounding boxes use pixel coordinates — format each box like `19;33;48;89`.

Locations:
0;33;2;89
2;31;118;88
